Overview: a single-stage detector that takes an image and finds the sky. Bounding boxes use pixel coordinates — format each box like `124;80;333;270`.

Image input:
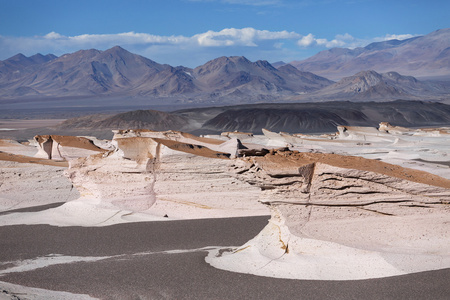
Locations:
0;0;449;67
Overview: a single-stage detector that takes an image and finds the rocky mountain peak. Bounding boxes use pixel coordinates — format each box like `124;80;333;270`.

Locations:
331;70;385;94
194;56;252;75
353;70;383;83
101;45;133;58
29;53;57;64
255;60;277;71
6;53;28;62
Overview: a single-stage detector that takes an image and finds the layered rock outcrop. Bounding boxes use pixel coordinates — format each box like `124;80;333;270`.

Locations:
207;149;450;280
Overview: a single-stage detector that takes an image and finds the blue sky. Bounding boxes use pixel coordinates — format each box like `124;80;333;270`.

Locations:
0;0;449;67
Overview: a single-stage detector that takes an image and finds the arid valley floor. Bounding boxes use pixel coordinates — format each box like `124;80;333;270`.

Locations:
0;118;449;299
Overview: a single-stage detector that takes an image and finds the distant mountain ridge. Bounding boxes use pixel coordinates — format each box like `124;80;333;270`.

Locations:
0;47;333;103
1;27;450;106
58;109;191;131
290;28;450;80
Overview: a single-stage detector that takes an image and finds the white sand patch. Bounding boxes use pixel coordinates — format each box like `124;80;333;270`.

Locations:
206;240;406;280
132;246;222;257
206;213;450;280
1;248;220;277
0;254;114;276
0;198;168;227
0;195;268;227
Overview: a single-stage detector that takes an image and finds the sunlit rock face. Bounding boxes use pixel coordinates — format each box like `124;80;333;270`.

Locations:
208;149;450;280
63;131;263;218
66;151;157;212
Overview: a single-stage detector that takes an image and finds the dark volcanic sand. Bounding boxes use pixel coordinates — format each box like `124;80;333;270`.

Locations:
0;216;449;300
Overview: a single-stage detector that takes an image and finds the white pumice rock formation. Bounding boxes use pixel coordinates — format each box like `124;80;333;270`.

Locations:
207;149;450;280
0;131;267;226
112;129;245;158
1;126;450;280
33;135;107;161
54;131;265;224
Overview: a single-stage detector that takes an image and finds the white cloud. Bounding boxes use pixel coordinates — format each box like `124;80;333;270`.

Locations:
4;28;299;52
297;34;315;47
296;32;418;49
194;27;300;47
41;31;189;46
373;33;417;42
297;33;351;48
44;32;65;39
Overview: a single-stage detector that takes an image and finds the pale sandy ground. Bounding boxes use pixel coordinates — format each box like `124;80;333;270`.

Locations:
0;127;449;299
0;119;65;131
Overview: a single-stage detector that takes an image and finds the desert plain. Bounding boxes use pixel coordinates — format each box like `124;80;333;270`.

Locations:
0;118;449;299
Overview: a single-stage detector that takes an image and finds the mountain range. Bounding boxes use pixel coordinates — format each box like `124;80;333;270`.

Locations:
290;28;450;80
0;47;333;103
0;28;449;106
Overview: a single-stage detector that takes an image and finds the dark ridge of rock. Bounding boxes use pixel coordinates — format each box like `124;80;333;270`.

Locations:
202;108;351;133
20;100;450;139
57;109;191;132
200;100;450;134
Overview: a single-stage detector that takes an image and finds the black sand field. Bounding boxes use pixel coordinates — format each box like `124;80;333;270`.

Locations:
0;216;449;300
